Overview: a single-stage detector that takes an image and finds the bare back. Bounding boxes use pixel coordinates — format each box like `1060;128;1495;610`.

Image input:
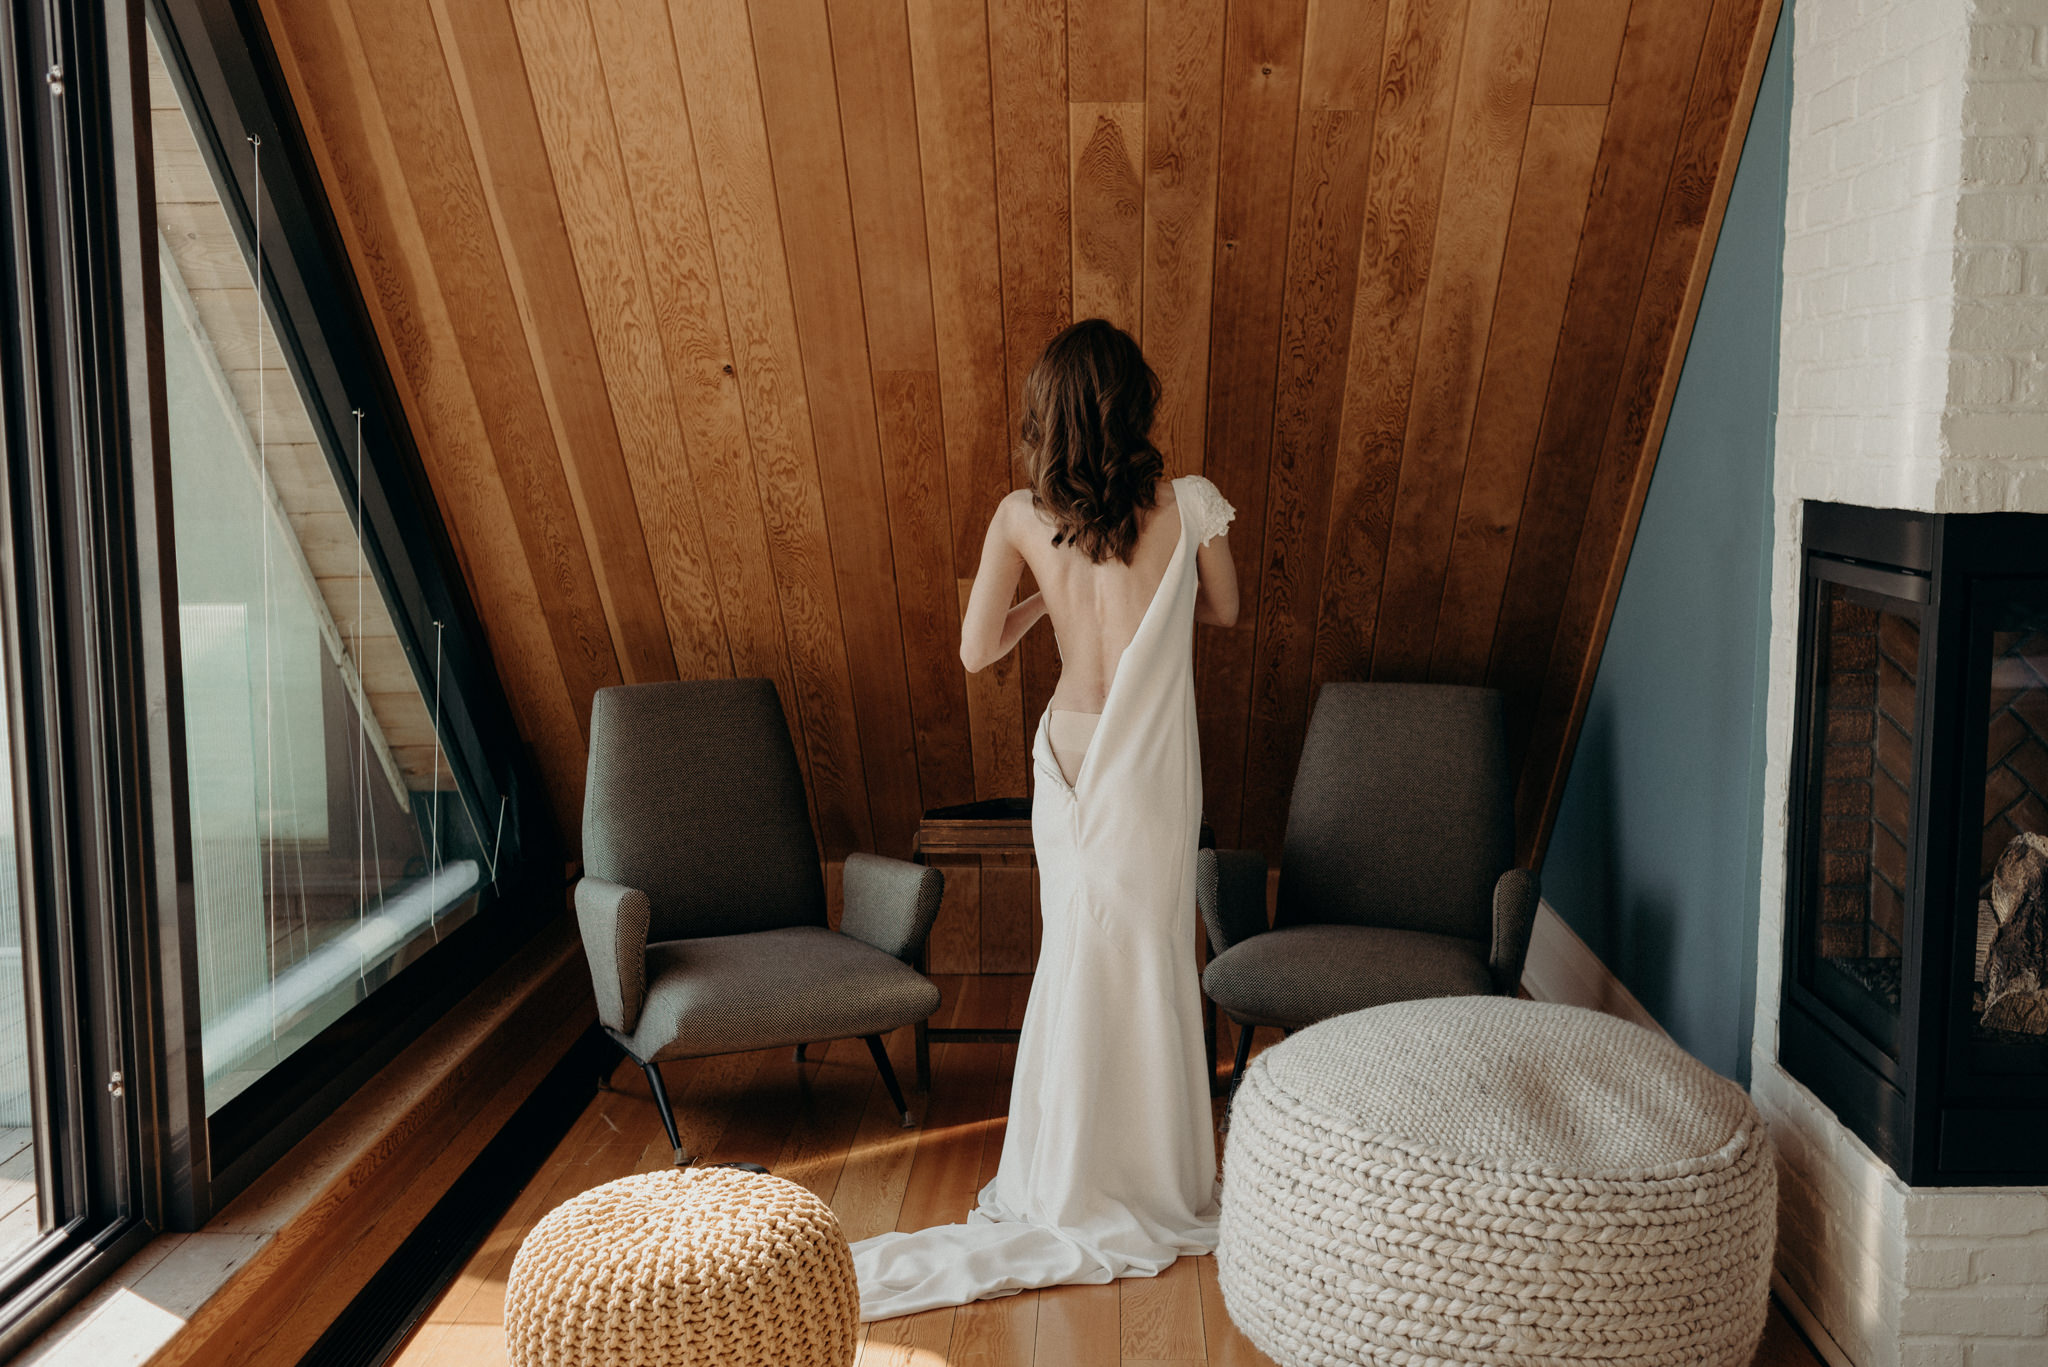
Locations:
958;476;1239;709
1017;481;1182;714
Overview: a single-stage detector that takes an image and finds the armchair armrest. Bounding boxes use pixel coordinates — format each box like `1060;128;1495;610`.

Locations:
1489;867;1540;995
575;876;651;1034
840;852;944;962
1197;848;1270;958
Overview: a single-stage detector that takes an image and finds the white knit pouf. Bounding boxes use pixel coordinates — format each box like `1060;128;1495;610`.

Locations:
1218;997;1776;1367
504;1165;858;1367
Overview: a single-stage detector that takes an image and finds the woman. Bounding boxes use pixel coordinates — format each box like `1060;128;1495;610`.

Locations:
850;319;1240;1320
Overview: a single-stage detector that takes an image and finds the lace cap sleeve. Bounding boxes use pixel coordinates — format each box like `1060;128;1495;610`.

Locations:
1178;474;1237;547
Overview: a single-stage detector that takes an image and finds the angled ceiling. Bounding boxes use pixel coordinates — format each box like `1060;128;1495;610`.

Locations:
256;0;1779;862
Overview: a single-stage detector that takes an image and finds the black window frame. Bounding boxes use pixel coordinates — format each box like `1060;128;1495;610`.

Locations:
0;0;165;1352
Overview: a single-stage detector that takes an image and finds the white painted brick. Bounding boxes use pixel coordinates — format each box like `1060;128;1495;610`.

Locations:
1907;1193;2048;1241
1971;25;2038;70
1973;1240;2048;1287
1958;245;2025;294
1963;135;2034;184
1900;1341;1967;1367
1899;1292;2047;1339
2024;246;2048;293
1967;80;2048;131
1967;1343;2048;1367
1906;1242;1978;1290
1957;187;2048;240
1950;296;2048;350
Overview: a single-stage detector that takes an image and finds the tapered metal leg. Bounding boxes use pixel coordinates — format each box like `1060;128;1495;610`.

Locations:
642;1059;688;1166
865;1034;914;1127
794;1042;807;1063
1227;1019;1256;1110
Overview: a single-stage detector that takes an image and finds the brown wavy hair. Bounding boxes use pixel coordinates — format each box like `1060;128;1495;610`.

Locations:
1017;319;1166;565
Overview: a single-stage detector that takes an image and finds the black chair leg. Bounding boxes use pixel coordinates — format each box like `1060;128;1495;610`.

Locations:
1226;1019;1256;1111
865;1034;914;1128
793;1042;807;1063
642;1059;688;1166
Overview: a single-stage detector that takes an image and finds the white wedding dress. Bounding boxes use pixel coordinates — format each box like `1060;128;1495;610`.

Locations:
852;474;1235;1321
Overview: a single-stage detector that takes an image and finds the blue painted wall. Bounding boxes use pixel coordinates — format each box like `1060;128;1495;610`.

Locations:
1540;14;1791;1084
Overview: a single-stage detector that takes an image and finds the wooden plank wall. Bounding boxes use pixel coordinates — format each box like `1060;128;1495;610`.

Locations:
256;0;1780;923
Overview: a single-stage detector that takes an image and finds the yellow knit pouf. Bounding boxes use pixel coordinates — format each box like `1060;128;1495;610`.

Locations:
504;1165;858;1367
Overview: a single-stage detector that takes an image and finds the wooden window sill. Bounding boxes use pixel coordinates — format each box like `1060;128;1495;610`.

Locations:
17;914;594;1367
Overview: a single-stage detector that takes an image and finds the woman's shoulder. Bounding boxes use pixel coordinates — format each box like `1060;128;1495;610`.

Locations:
1173;473;1236;546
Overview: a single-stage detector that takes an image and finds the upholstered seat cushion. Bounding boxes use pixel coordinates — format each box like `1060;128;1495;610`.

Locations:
623;925;942;1063
1202;923;1492;1027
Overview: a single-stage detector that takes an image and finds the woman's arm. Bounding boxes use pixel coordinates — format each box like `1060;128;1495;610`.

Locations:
1194;529;1240;627
960;495;1048;672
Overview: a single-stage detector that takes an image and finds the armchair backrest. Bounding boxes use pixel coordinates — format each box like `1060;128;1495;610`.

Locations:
582;679;826;943
1273;682;1513;944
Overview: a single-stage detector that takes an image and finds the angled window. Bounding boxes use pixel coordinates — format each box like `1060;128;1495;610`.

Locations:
143;0;560;1221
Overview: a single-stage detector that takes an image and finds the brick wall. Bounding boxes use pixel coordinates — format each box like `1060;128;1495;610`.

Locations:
1760;2;2048;1364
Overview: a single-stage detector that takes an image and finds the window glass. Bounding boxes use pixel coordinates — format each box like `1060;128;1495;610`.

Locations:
151;34;491;1113
0;701;38;1264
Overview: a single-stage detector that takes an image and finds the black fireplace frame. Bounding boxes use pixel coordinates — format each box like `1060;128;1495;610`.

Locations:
1782;501;2048;1186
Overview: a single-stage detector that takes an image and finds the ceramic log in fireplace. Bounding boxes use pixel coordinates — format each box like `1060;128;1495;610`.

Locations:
1784;503;2048;1185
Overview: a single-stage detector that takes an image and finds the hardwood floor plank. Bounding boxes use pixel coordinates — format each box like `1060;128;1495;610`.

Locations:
749;0;926;861
1194;0;1307;847
668;0;874;857
1119;1255;1203;1359
1365;0;1548;680
1071;102;1146;335
776;1034;881;1202
1034;1281;1119;1367
1140;0;1225;477
1428;104;1604;682
1197;1254;1280;1367
951;1289;1041;1367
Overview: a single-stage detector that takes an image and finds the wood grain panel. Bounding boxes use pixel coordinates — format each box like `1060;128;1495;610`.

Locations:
429;0;685;686
1430;104;1605;680
1140;0;1226;476
1367;0;1547;679
1310;0;1463;696
1535;0;1633;105
586;0;802;728
1070;102;1145;334
265;0;1781;867
1193;0;1307;846
749;0;924;859
667;0;874;856
1487;0;1714;761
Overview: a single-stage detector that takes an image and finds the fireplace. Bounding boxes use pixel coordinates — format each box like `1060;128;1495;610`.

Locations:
1782;502;2048;1185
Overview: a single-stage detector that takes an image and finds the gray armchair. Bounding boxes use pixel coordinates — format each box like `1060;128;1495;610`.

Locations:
575;679;944;1164
1199;683;1538;1101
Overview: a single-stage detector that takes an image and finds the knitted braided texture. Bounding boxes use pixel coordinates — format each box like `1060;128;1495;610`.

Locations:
1217;997;1776;1367
505;1166;858;1367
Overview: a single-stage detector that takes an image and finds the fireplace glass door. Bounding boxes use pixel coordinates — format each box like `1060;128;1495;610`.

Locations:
1803;574;1923;1058
1971;586;2048;1048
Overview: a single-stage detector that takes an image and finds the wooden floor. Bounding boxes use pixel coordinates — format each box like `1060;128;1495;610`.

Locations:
394;975;1824;1366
